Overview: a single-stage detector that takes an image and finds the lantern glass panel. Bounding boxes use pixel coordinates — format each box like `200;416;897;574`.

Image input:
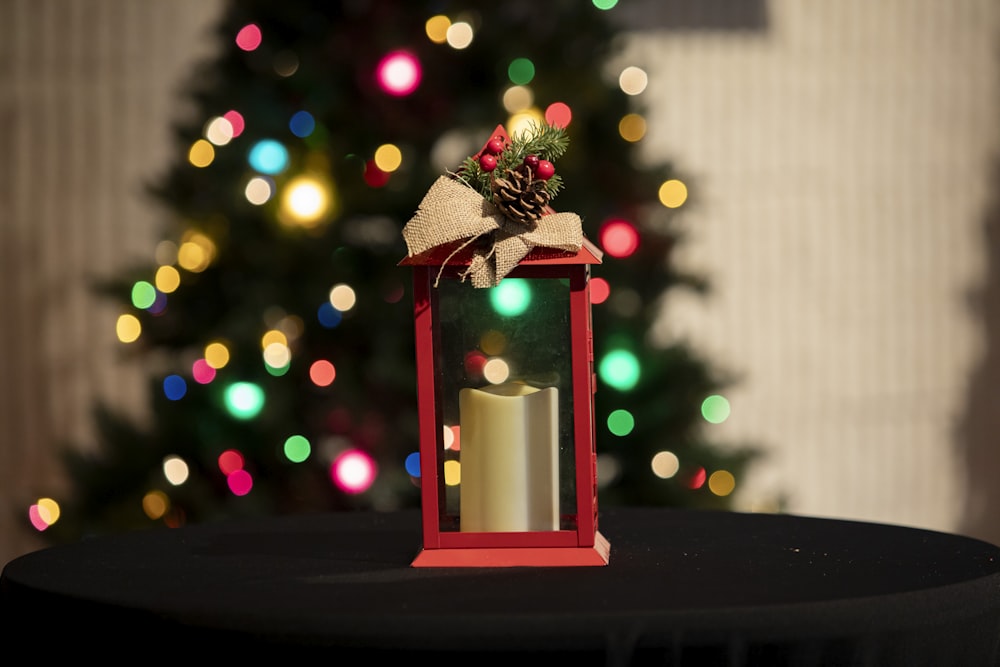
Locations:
435;275;577;532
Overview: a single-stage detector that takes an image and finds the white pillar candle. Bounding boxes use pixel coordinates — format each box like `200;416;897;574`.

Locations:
459;382;559;532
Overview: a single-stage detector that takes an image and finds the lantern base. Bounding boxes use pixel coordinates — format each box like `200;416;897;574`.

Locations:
410;531;610;567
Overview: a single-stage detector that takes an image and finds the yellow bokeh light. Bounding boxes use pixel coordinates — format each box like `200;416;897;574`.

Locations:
507;108;544;137
502;85;534;113
155;265;181;293
142;490;169;520
162;456;190;486
329;283;357;311
479;329;507;356
245;176;273;205
483;358;511;384
619;113;647;142
651;450;680;479
618;66;648;95
116;313;141;343
204;341;230;369
446;22;474;49
188;139;215;168
177;231;216;273
204;116;234;146
374;144;403;172
279;175;334;229
36;497;60;525
261;329;288;350
425;15;451;44
708;470;736;497
444;459;462;486
658;179;688;208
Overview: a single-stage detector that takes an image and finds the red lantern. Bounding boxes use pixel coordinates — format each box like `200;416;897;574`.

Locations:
400;125;610;567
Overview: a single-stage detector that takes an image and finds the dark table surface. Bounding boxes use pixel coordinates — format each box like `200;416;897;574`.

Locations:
3;507;999;665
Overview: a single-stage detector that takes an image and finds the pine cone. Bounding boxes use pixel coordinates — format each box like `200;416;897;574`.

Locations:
491;164;550;225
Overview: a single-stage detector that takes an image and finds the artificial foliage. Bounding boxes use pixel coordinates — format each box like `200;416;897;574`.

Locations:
39;0;762;545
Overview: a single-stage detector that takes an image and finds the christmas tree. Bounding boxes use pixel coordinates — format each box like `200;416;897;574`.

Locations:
36;0;761;544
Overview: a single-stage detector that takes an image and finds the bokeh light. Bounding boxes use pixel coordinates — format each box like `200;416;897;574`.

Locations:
425;15;450;43
702;394;731;424
28;498;60;531
444;459;461;486
376;50;422;96
223;381;265;420
545;102;572;128
619;113;647;142
329;283;357;311
659;179;688;208
280;174;333;228
309;359;336;387
188;139;214;168
599;349;640;391
590;277;610;304
405;452;421;477
619;66;648;95
593;0;619;9
651;451;680;479
607;408;635;436
599;219;640;258
142;490;169;520
248;139;289;174
245;176;273;205
235;23;262;51
192;358;216;384
507;57;535;85
479;329;507;356
163;374;187;400
331;449;377;494
317;302;343;328
446;22;474;49
204;116;234;146
131;281;156;309
204;341;230;369
687;466;708;489
227;469;253;496
218;449;244;475
374;144;403;172
709;470;736;496
223;110;245;137
116;313;141;343
289;110;315;138
263;342;291;370
162;456;189;485
483;358;511;384
178;231;217;273
284;435;311;463
502;85;533;113
155;265;181;293
490;278;531;316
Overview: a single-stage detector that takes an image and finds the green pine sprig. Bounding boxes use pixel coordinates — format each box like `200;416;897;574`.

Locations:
455;120;568;204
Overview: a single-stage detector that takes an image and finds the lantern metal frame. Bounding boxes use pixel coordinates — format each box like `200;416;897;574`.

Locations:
401;236;609;567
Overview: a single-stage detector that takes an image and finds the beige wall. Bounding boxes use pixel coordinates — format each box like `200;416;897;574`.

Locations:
626;0;1000;539
0;0;225;565
2;0;999;567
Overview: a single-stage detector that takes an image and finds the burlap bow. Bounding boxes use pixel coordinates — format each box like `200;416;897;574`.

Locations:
403;176;583;288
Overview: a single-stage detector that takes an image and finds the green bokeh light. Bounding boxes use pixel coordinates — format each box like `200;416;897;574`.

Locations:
507;57;535;85
283;435;311;463
592;0;619;9
598;349;640;391
701;394;731;424
490;278;532;317
607;409;635;436
131;281;157;309
223;381;265;420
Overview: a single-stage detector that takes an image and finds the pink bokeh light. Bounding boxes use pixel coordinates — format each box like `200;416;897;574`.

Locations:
375;50;422;96
331;449;377;494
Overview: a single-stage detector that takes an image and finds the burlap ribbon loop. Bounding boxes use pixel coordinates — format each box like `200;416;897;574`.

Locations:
403;176;582;288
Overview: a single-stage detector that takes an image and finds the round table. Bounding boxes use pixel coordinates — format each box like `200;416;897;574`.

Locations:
3;507;999;665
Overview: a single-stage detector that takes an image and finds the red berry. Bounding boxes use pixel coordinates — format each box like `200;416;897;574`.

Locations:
523;154;540;170
485;137;505;155
535;159;555;180
479;154;498;171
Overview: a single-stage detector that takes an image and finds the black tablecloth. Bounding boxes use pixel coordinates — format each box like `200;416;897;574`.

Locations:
3;507;999;665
